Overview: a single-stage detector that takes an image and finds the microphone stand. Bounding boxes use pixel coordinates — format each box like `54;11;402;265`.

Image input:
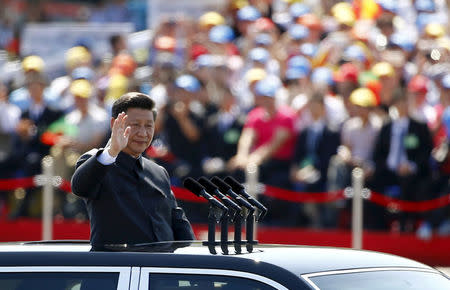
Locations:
220;209;229;255
205;206;229;255
211;176;258;253
245;207;257;253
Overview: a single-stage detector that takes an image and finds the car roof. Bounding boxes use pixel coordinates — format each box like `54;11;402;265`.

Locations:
0;241;432;276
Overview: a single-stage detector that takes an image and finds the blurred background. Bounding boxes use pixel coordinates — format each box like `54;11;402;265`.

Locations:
0;0;449;267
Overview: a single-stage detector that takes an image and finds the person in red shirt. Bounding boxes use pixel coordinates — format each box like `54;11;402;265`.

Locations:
228;76;297;226
228;76;296;189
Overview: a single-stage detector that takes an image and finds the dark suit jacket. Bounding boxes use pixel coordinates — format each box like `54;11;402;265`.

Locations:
373;117;432;179
21;107;63;153
16;107;63;174
293;126;340;190
71;149;195;248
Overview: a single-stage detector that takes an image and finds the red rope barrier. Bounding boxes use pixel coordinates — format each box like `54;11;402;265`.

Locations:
264;185;345;203
0;177;35;191
1;176;449;212
369;191;450;213
59;179;72;193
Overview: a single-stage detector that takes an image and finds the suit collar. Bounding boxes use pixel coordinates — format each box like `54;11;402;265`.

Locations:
117;151;144;171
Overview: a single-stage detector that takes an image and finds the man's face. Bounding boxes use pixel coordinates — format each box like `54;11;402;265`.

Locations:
122;108;155;157
255;95;274;109
354;104;370;118
28;82;45;99
74;96;89;113
308;101;325;120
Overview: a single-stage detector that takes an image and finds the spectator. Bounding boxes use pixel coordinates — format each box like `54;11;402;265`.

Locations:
290;92;340;228
328;88;381;189
327;88;381;228
52;80;109;180
228;76;296;225
8;73;63;219
203;87;245;178
408;74;436;125
48;46;94;112
371;61;398;121
284;55;312;119
228;76;296;188
310;66;348;130
10;56;59;112
372;88;433;231
334;62;360;117
51;79;108;219
161;75;206;181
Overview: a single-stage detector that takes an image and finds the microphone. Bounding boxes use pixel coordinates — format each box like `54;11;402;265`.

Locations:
224;176;268;216
198;177;242;212
210;176;254;211
183;177;228;212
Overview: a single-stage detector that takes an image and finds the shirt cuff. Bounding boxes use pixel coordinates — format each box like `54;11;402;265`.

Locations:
97;149;117;165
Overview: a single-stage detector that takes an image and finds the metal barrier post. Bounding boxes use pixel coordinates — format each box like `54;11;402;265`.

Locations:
246;163;259;239
42;156;54;240
351;167;364;249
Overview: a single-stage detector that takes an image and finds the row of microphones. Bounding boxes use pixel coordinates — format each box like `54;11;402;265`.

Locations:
183;176;267;254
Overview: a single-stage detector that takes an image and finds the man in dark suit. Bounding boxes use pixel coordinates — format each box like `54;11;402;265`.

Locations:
71;92;194;250
8;73;63;219
290;93;340;227
371;89;433;231
291;93;340;193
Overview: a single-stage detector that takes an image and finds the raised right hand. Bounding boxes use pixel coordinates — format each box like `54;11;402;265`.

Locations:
108;112;130;157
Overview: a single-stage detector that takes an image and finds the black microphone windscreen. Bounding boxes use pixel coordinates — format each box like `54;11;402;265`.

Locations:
183;177;204;196
211;176;232;191
198;177;219;193
224;176;245;191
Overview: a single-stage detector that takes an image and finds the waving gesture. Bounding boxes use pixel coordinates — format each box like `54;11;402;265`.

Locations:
108;112;131;157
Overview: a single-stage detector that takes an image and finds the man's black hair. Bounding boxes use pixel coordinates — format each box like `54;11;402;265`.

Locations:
111;92;157;120
110;34;123;48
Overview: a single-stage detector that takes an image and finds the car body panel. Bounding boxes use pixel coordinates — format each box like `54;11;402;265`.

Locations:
0;241;447;290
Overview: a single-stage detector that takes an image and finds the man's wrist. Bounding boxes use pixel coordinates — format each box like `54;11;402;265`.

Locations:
98;148;117;165
108;146;120;158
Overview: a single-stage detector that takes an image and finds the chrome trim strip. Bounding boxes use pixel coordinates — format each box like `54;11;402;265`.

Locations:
0;266;131;290
301;267;440;290
139;267;288;290
130;267;141;290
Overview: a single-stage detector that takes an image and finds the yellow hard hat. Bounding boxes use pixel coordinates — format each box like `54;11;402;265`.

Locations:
199;11;226;28
331;2;356;27
245;68;267;83
371;62;394;77
231;0;249;10
22;55;45;72
105;74;129;102
425;23;445;38
66;46;92;69
349;88;377;107
70;79;92;98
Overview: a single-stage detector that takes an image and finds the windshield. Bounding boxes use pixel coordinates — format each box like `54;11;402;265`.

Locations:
308;269;450;290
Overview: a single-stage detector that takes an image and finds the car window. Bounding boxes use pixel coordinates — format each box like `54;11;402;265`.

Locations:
0;272;119;290
149;273;276;290
309;270;450;290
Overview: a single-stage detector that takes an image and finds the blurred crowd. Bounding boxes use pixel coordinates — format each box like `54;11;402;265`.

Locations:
0;0;449;239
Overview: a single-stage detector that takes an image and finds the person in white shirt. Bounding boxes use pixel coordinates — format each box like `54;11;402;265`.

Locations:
328;88;381;192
